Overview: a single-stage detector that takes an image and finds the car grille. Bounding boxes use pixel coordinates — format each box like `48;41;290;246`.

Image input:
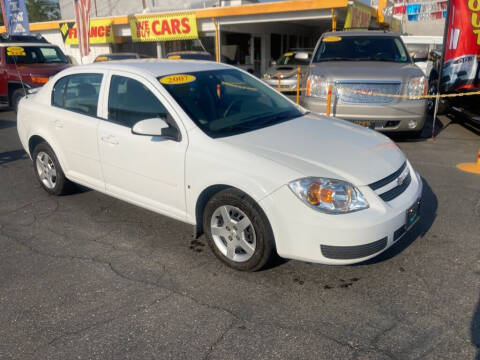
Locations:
335;81;401;105
369;161;411;202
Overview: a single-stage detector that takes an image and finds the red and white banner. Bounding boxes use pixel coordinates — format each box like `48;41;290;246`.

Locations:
73;0;91;58
442;0;480;92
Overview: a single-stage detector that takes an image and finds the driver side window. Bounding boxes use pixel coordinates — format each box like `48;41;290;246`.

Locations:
108;75;168;128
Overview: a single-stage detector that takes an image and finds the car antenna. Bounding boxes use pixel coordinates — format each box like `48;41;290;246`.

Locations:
9;50;29;100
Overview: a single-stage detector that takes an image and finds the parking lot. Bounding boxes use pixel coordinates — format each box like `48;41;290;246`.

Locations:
0;109;479;359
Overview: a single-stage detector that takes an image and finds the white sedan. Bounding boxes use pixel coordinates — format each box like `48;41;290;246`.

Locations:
17;60;423;271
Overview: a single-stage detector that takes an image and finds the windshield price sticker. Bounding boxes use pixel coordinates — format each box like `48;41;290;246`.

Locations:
160;74;196;85
283;52;294;57
323;36;342;42
6;46;26;56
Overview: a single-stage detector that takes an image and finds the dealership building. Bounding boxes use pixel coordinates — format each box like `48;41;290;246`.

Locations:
0;0;396;77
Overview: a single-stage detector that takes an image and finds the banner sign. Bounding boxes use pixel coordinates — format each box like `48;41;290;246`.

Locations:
129;13;198;42
442;0;480;91
3;0;30;35
344;4;372;29
60;19;115;45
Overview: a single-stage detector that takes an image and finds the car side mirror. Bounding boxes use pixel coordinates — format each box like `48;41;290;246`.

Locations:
132;117;180;141
428;50;440;61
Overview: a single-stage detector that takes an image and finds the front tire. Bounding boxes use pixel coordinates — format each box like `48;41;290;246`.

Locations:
11;88;26;113
32;142;72;195
203;189;275;271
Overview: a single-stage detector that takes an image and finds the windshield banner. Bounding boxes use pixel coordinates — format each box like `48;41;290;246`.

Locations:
59;19;115;45
129;13;198;42
2;0;30;35
442;0;480;91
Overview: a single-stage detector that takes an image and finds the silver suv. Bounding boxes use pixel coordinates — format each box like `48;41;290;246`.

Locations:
301;31;427;135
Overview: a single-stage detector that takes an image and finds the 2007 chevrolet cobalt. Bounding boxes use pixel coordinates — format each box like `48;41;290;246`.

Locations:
17;60;422;271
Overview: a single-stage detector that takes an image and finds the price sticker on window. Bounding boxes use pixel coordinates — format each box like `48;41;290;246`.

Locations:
160;74;196;85
322;36;342;43
7;46;26;56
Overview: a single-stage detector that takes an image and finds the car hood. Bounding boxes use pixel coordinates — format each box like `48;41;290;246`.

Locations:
310;61;423;82
221;114;406;186
265;65;308;77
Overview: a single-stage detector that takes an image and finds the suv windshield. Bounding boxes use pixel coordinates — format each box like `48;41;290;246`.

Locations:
313;36;409;63
160;69;303;138
6;46;68;64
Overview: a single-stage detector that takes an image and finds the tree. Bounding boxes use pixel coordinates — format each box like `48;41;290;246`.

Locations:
0;0;60;26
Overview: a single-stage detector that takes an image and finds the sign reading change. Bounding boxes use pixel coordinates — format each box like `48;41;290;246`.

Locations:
130;13;198;42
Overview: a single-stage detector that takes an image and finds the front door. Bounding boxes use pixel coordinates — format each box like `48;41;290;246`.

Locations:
97;72;187;220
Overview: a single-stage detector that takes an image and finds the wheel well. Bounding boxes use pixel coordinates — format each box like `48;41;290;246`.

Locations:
194;184;232;238
28;135;46;155
8;83;26;105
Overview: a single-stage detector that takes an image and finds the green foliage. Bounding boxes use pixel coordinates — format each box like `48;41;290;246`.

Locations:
0;0;61;26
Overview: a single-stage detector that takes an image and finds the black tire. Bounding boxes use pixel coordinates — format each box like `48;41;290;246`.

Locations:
427;80;447;115
32;142;73;196
11;88;26;113
203;188;275;272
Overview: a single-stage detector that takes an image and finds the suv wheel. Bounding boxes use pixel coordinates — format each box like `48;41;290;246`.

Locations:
32;142;72;195
11;88;26;113
203;189;275;271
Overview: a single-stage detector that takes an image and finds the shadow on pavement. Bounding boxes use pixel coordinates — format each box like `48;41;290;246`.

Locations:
0;119;15;130
0;149;28;165
355;178;437;265
472;296;480;360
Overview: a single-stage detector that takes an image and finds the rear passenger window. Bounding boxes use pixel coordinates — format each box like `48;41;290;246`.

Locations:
52;73;102;117
108;75;168;127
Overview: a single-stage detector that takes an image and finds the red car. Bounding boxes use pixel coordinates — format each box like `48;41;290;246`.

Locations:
0;34;71;112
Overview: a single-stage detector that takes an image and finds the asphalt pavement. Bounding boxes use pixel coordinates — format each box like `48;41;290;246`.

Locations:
0;110;479;359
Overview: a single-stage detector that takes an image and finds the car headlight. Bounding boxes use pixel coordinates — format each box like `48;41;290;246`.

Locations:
289;177;369;214
306;75;327;98
407;76;427;97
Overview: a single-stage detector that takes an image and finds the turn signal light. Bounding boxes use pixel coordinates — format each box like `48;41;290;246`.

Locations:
31;76;49;85
306;183;334;205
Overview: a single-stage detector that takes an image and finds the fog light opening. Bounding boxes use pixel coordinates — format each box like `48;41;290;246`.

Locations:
408;119;418;129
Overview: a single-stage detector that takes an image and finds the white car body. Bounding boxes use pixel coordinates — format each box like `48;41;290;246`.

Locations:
17;60;423;265
401;35;443;77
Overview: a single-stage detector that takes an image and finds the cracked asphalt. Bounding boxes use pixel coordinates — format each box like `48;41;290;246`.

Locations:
0;110;479;359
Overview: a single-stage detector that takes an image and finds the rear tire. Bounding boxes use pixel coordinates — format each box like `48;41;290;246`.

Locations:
11;88;26;114
203;188;275;271
32;142;73;195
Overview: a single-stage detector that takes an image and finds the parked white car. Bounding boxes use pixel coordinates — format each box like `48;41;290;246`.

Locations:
17;60;423;271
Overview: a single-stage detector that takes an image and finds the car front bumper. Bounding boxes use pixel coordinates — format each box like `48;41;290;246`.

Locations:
301;96;427;132
263;78;298;91
259;164;423;265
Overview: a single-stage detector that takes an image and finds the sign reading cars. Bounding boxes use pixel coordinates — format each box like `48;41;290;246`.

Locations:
130;13;198;42
59;19;115;44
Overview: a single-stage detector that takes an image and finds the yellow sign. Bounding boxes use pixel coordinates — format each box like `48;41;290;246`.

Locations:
167;55;181;59
130;13;198;42
160;74;196;85
323;36;342;42
344;4;372;29
60;19;115;45
6;46;26;56
284;52;294;57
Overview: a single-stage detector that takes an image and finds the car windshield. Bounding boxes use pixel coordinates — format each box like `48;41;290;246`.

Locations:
405;43;429;60
313;36;409;63
6;46;68;64
159;68;303;138
277;53;310;65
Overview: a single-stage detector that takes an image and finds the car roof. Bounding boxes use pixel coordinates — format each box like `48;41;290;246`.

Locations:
322;30;399;38
0;43;58;47
97;52;139;57
73;59;229;77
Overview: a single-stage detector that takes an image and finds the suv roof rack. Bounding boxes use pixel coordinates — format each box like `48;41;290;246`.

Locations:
0;34;49;43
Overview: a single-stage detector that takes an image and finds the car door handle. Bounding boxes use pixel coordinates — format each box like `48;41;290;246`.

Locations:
53;119;63;128
101;135;119;145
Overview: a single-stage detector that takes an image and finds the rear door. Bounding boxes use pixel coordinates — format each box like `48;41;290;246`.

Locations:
50;72;106;190
97;71;188;220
